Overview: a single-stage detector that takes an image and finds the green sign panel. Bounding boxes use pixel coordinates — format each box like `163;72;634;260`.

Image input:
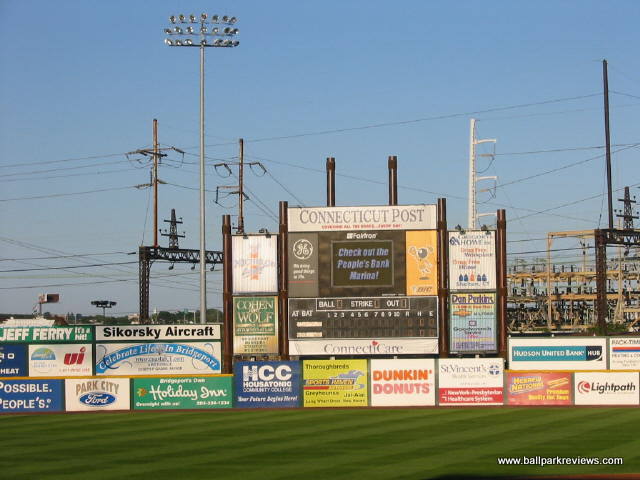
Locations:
233;296;278;354
133;377;232;409
0;326;93;343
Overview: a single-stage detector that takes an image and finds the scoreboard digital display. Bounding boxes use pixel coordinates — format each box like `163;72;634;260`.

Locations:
289;296;437;339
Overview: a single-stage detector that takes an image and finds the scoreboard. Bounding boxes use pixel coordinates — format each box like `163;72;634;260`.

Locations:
289;296;437;339
287;205;439;354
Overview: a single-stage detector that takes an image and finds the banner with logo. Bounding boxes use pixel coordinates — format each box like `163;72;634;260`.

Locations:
65;378;130;412
232;235;278;294
449;293;497;353
405;230;438;296
448;231;496;290
370;359;435;406
438;358;504;406
289;233;319;298
0;379;64;413
506;372;572;406
96;325;220;342
288;205;437;232
574;372;639;406
303;359;368;407
133;377;232;409
289;338;439;356
95;342;221;375
0;326;93;343
609;337;640;370
234;361;301;408
233;296;278;355
0;344;27;377
509;337;607;370
28;344;93;377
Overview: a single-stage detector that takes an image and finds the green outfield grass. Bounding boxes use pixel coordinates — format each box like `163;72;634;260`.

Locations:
1;407;639;479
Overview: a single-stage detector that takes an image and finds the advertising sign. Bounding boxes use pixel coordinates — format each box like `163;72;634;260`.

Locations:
0;326;92;343
0;379;64;413
232;235;278;294
609;337;640;370
0;344;27;377
405;230;438;296
448;231;496;290
506;372;572;406
303;359;368;407
289;232;319;297
370;359;435;407
95;342;221;375
290;338;439;356
574;372;639;406
234;361;301;408
96;325;220;342
449;293;497;353
133;377;232;409
65;378;130;412
28;344;93;377
288;205;436;232
438;358;504;406
509;337;607;370
289;296;438;341
233;296;278;355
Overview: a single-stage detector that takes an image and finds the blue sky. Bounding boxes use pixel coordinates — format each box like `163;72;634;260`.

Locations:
1;1;639;315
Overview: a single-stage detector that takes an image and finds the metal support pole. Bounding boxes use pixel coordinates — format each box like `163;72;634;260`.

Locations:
326;157;335;207
603;60;614;230
595;229;608;334
138;246;151;323
388;155;398;206
279;201;290;359
222;215;233;373
437;198;449;356
199;43;207;324
238;138;245;233
496;209;508;357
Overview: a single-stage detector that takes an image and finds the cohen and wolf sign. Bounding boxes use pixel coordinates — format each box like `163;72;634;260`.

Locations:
233;296;278;355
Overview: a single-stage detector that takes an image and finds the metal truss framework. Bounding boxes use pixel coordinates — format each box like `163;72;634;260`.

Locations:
138;246;223;322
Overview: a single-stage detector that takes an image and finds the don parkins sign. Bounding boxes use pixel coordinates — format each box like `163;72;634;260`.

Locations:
96;325;220;341
288;205;436;232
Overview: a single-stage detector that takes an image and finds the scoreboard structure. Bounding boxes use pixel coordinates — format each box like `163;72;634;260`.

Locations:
287;205;440;355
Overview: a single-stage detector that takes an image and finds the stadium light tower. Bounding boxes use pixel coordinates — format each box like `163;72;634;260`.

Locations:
163;13;239;324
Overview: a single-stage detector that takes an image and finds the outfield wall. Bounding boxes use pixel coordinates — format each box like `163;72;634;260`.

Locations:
2;359;638;413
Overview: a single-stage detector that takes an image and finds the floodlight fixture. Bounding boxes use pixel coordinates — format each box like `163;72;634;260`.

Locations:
210;14;219;23
186;26;194;34
178;14;186;22
185;39;193;46
228;16;237;25
222;15;229;23
174;26;182;34
200;26;208;34
164;38;173;46
211;27;219;35
189;14;197;23
169;15;177;23
200;13;208;21
164;28;172;34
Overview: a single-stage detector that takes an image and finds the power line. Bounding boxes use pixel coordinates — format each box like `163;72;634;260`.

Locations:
0;185;137;202
0;261;139;273
0;251;133;261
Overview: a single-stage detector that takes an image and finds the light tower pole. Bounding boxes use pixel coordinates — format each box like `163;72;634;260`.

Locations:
163;13;239;324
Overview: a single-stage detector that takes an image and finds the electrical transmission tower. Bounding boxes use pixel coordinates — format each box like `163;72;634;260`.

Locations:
468;118;497;229
214;138;266;234
160;209;186;249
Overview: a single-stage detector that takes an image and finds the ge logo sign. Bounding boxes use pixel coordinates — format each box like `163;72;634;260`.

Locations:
292;239;313;260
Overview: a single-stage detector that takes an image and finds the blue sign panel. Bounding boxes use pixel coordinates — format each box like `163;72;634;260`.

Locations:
0;345;27;377
512;345;603;362
234;361;301;408
0;379;64;413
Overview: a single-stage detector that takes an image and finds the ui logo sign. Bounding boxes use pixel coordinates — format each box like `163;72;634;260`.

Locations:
234;361;300;408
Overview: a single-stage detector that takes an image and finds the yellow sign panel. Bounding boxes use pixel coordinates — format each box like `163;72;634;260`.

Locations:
303;359;368;407
405;230;438;296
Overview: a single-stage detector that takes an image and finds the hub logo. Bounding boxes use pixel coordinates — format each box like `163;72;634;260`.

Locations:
488;364;502;376
64;347;86;365
79;392;117;407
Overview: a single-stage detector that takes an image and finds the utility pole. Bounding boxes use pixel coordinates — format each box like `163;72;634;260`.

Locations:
129;119;184;247
468;118;497;229
214;138;265;234
603;59;614;230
